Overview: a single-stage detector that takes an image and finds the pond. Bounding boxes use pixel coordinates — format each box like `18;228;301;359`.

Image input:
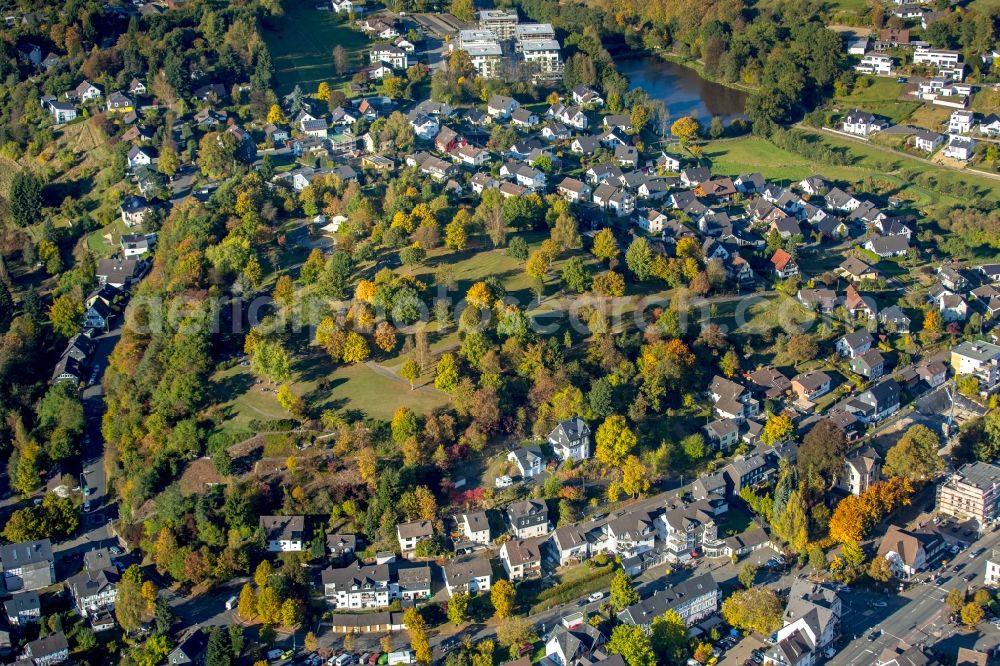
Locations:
617;55;748;124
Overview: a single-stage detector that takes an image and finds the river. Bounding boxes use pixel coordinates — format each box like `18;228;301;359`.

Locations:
617;55;748;123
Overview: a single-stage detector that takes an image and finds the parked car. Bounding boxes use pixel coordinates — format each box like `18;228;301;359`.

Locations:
588;592;604;602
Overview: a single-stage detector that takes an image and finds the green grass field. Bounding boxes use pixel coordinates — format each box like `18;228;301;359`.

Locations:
212;359;450;432
834;78;921;125
264;4;369;95
704;133;1000;209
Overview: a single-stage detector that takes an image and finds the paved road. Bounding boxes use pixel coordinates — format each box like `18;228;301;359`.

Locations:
831;527;1000;666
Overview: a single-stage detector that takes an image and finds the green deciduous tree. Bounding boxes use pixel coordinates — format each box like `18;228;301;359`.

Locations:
610;569;640;611
721;587;783;635
607;624;656;666
883;424;943;484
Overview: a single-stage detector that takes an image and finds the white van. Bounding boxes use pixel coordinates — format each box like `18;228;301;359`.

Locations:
225;595;238;610
335;654;355;666
388;651;414;665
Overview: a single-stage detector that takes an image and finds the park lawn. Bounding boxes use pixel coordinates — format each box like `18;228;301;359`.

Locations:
263;4;369;96
212;359;450;432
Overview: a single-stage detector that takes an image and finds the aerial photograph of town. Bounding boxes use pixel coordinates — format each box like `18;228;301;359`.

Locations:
5;0;1000;664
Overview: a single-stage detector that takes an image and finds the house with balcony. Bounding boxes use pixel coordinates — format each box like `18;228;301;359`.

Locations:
396;520;433;558
548;417;591;463
845;380;900;423
877;524;946;579
951;339;1000;388
838;446;881;496
500;537;543;580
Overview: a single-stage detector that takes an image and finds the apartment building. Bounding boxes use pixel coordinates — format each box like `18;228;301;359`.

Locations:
951;339;1000;387
617;573;720;628
936;461;1000;524
478;9;519;39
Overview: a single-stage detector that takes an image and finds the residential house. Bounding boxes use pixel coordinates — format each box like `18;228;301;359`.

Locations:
321;561;391;609
857;53;894;76
459;511;490;545
877;524;946;578
911;129;944;153
842;109;889;136
327;534;359;561
127;145;155;169
797;288;839;313
557;177;591;203
572;85;604;107
618;573;720;627
499;537;543;580
396;520;433;557
4;591;40;626
839;445;882;495
443;553;492;597
0;540;55;591
936;461;1000;524
487;95;519;118
545;624;606;666
826;188;862;212
43;98;77;123
938;292;969;322
704;418;740;450
553;525;591;565
106;91;133;114
22;632;69;666
601;510;658;559
709;375;760;421
845;379;901;423
791;370;832;402
949;110;975;134
768;580;842;666
507;500;550;539
370;45;408;69
916;359;947;388
838;256;879;282
548;417;591;463
748;366;793;400
67;564;118;618
850;349;886;380
511;108;539;127
879;305;911;333
508;446;545;478
592;183;634;217
838;329;874;358
69;80;102;102
121;233;154;259
770;249;799;279
259;515;305;552
864;234;910;258
944;135;976;161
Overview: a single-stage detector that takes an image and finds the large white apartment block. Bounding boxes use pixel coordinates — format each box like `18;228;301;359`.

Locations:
457;31;503;79
520;38;562;76
514;23;555;44
478;9;519;39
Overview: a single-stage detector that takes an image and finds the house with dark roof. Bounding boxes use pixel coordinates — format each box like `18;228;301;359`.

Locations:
548;418;591;462
618;573;720;627
21;632;68;666
879;305;911;333
167;628;208;665
259;515;306;552
839;445;881;495
792;370;832;402
545;623;606;666
846;379;900;423
865;234;910;258
837;329;874;358
850;349;885;380
443;553;492;597
507;500;550;539
4;590;40;626
747;366;792;400
507;445;545;478
0;540;54;591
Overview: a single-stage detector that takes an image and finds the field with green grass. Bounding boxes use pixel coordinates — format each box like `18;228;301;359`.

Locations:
833;78;921;125
704;132;1000;209
212;358;450;433
264;4;369;95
